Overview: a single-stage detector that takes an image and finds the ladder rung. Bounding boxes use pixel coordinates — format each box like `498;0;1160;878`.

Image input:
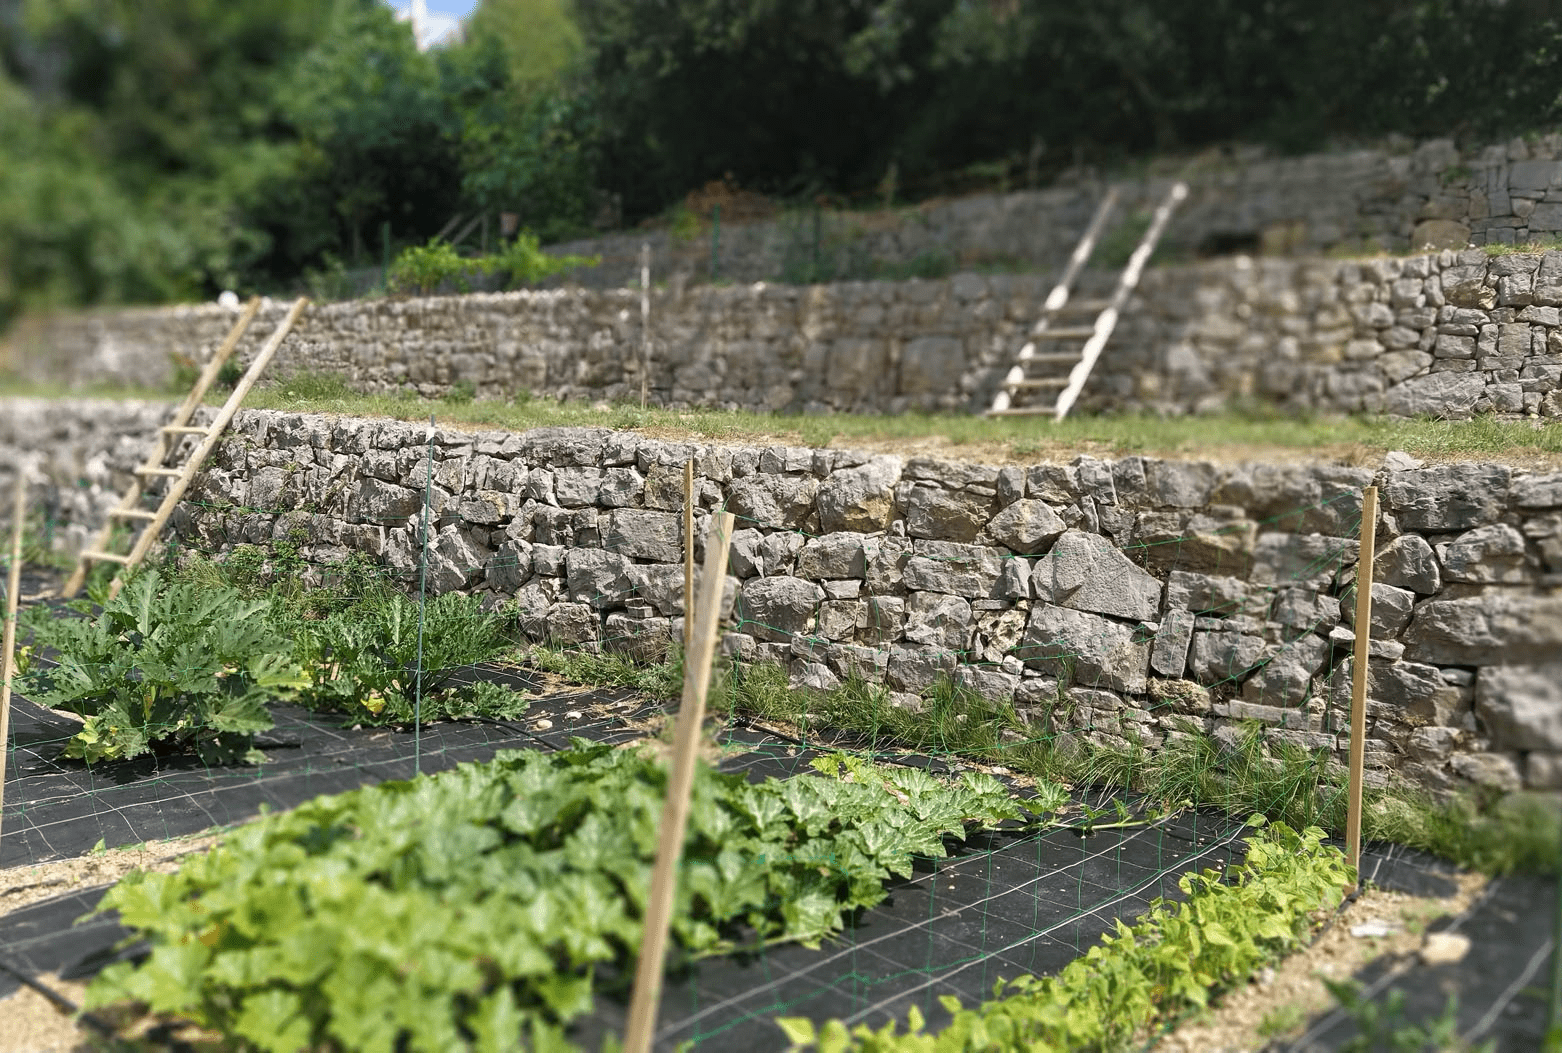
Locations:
1010;378;1069;390
110;508;158;521
1022;352;1081;364
1050;298;1110;313
136;467;184;478
1036;327;1096;340
989;404;1057;417
160;425;211;436
81;550;132;565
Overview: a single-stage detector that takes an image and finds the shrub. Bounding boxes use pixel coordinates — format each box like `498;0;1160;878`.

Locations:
388;237;475;296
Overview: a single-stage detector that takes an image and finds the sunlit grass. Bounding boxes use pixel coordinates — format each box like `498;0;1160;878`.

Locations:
2;372;1557;461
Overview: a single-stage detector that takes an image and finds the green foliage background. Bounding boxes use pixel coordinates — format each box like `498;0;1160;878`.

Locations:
4;0;1562;326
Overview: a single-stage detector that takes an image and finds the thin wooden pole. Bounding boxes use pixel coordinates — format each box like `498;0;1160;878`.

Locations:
622;510;735;1053
1345;485;1378;893
0;471;27;846
683;459;695;650
640;243;651;410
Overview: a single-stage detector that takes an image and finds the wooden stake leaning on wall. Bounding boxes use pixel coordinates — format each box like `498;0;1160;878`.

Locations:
1344;485;1379;894
0;471;28;846
623;510;736;1053
683;459;695;650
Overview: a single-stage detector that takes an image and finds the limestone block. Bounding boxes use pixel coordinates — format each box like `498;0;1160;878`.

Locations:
1150;608;1196;677
1165;570;1267;619
1404;592;1562;665
1188;630;1268;685
796;532;870;580
736;575;824;642
902;484;994;542
1374;533;1442;594
1436;523;1530;584
1251;532;1356;590
903;591;974;652
1383;463;1510;530
1383;371;1488;417
1475;663;1562;750
1030;530;1162;622
1018;603;1151;694
1241;633;1328;707
816;455;901;532
1341;582;1418;637
603;508;682;563
726;473;819;530
902;539;1005;597
565;548;636;608
982;499;1067;554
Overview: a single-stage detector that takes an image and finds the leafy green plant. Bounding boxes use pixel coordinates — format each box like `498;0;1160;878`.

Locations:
778;818;1351;1053
19;571;307;763
289;591;514;724
484;231;597;288
390;237;476;296
1258;1003;1307;1038
86;740;1054;1051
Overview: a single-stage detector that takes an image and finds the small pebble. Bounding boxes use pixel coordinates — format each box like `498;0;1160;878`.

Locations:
566;710;583;720
1420;932;1471;965
535;719;554;731
1350;919;1395;938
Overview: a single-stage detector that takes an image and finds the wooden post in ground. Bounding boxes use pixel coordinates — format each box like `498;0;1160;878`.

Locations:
0;470;28;846
1345;485;1379;893
683;460;695;650
623;510;735;1053
640;243;651;410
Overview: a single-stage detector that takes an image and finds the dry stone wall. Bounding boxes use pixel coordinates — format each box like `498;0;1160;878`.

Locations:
3;398;1559;794
545;134;1562;289
12;248;1562;419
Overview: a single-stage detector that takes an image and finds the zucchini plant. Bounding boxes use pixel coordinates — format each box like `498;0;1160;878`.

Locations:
86;742;1062;1052
20;571;307;763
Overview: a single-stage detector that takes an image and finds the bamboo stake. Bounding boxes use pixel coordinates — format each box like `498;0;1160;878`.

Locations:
0;470;27;846
683;459;695;650
623;510;735;1053
1345;485;1379;893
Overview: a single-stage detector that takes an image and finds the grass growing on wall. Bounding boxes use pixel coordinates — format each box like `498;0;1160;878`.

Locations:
3;374;1559;461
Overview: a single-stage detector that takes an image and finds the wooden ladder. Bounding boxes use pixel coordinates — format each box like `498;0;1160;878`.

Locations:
63;296;310;601
988;181;1188;420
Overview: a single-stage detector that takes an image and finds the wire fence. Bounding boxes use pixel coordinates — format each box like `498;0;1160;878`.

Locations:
0;435;1389;1050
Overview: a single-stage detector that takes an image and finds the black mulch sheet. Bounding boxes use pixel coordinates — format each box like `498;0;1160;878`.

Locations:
2;646;1553;1051
1275;863;1555;1053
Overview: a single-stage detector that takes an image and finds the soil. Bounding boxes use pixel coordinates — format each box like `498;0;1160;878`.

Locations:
0;832;219;917
1154;871;1489;1053
0;972;92;1053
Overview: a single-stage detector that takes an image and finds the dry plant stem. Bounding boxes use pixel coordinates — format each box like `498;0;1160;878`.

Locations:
1345;485;1379;892
623;510;735;1053
0;471;25;842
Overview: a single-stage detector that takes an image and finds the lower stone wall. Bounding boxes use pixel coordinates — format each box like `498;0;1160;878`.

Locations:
9;246;1562;419
4;397;1560;792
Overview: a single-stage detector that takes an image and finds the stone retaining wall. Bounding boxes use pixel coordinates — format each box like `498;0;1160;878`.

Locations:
544;134;1562;289
4;398;1559;794
11;248;1562;418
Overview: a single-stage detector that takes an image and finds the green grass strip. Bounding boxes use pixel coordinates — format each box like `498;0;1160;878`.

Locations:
775;818;1351;1053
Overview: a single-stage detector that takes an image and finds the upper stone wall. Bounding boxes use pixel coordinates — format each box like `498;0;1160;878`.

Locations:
543;135;1562;288
3;397;1560;796
10;248;1562;419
